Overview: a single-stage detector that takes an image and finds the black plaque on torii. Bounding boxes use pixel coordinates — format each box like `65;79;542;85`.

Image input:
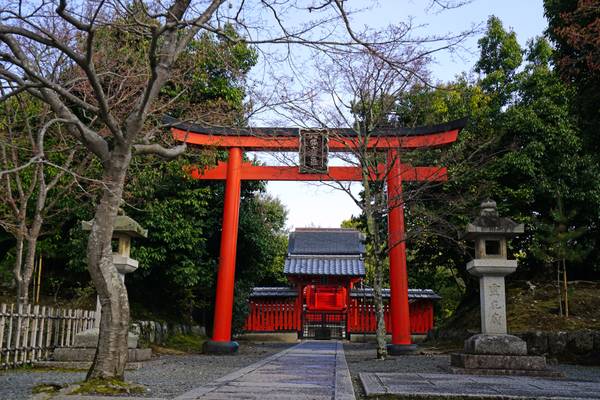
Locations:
299;130;328;174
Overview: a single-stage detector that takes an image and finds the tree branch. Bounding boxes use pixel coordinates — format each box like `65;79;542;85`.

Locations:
133;143;187;159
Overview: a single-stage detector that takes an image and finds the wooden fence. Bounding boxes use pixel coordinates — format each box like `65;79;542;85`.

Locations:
347;300;435;334
244;298;436;335
0;303;96;369
244;298;301;332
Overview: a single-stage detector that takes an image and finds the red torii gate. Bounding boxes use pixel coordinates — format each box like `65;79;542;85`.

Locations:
170;118;466;354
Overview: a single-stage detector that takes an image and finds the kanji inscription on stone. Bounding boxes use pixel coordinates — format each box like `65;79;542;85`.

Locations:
489;283;501;296
299;130;328;173
491;312;503;327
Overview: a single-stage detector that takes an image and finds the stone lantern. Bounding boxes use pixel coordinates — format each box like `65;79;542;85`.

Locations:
52;208;151;364
82;208;148;328
450;200;559;376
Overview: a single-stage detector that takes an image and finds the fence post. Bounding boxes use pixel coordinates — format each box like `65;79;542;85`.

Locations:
30;304;39;364
14;303;23;367
0;304;6;368
23;304;32;365
65;308;72;346
37;306;45;360
45;307;54;359
6;304;14;368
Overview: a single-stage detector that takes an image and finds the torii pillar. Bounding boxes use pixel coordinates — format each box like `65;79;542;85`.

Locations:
203;147;243;354
386;149;417;354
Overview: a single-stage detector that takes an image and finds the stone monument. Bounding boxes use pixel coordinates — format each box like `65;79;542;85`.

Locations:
450;200;560;376
53;209;151;363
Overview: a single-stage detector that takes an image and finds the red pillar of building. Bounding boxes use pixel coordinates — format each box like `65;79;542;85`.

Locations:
204;147;242;354
386;149;416;354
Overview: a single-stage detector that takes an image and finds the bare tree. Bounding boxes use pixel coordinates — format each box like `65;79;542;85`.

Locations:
0;0;476;379
0;93;91;304
260;29;482;357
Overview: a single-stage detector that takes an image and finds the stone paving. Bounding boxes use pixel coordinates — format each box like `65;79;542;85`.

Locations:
360;371;600;399
173;340;354;400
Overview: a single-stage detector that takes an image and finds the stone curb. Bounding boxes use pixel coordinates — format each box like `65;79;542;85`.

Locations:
359;372;600;400
52;396;166;400
334;342;356;400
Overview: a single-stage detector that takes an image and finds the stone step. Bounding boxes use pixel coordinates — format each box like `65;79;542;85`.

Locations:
451;353;547;370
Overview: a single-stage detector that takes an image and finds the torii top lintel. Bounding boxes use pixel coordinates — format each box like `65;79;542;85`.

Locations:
169;117;467;151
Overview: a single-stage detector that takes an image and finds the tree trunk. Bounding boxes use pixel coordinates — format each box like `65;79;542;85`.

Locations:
557;261;563;316
86;146;132;380
562;258;569;318
13;230;26;303
16;164;48;305
361;171;387;360
372;255;387;360
21;225;42;305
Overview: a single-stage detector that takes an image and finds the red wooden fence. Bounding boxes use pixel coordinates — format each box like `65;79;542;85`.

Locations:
346;300;434;334
244;298;435;334
244;298;301;332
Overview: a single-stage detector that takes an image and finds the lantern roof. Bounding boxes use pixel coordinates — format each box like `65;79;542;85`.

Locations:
82;209;148;238
464;200;524;240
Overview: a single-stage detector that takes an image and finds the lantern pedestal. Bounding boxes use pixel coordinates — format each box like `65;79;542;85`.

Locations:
203;340;239;354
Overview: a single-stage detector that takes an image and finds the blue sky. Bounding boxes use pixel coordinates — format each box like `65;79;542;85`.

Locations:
261;0;548;230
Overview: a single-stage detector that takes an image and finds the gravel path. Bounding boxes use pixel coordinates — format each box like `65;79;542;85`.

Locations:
0;342;292;399
343;342;600;399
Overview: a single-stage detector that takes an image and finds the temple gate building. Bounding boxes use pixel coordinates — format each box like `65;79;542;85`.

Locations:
244;228;440;340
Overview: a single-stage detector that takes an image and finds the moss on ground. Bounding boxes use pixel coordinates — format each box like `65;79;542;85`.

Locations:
440;280;600;334
31;383;65;394
507;280;600;332
162;333;207;353
72;378;146;395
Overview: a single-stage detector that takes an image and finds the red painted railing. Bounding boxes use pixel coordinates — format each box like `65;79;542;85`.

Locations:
244;298;301;332
244;298;435;334
346;300;434;334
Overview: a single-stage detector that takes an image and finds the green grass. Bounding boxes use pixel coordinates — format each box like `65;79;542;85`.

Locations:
163;333;207;353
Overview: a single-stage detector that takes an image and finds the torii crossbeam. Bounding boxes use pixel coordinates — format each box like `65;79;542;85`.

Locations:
171;117;467;354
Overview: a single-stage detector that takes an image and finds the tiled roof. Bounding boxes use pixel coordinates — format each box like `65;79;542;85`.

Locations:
287;229;365;255
284;256;365;277
350;288;442;300
249;286;442;300
250;287;297;297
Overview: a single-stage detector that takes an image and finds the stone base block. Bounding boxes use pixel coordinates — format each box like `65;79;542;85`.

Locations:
450;353;562;377
464;333;527;355
53;347;151;362
387;343;417;355
73;328;138;349
451;353;547;370
203;340;239;354
449;366;563;378
237;332;298;343
348;334;426;343
34;360;143;370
